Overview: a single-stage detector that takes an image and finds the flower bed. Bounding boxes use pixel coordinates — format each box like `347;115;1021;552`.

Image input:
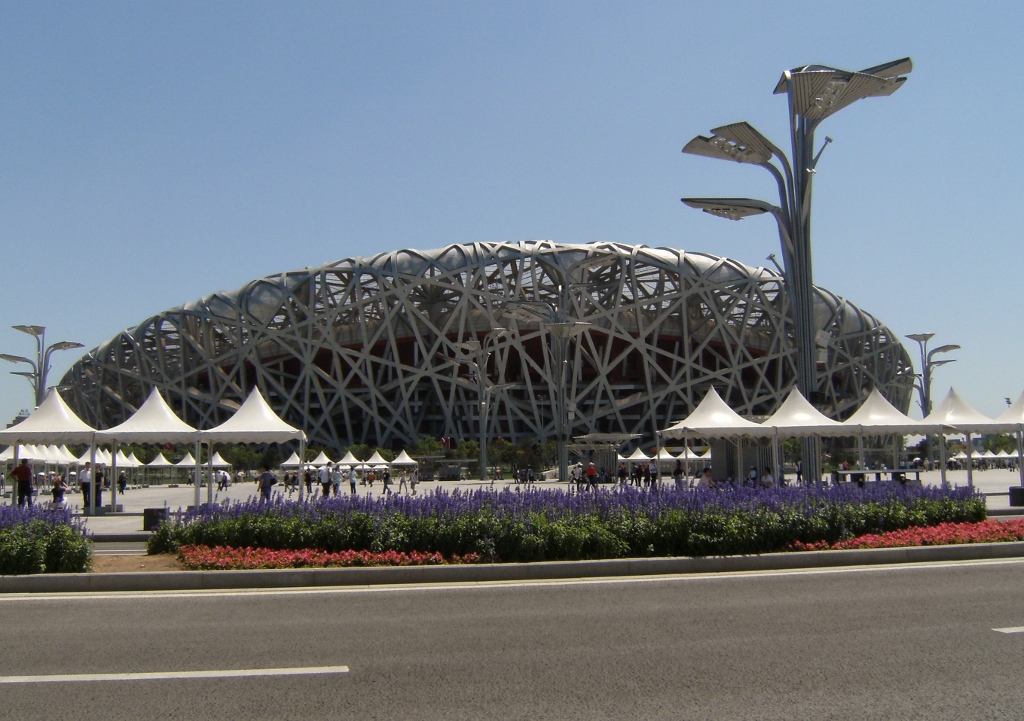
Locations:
178;545;481;570
788;518;1024;551
0;505;91;574
148;484;985;563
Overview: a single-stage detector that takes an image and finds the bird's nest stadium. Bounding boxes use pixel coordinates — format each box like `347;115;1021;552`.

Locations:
60;241;912;451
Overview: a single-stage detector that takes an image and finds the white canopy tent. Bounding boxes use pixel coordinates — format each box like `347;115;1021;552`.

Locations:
201;388;306;502
841;388;937;477
994;392;1024;487
338;451;361;467
280;451;303;468
365;450;390;466
310;451;333;467
391;450;418;466
210;452;231;468
96;388;201;512
662;388;767;439
924;388;1001;487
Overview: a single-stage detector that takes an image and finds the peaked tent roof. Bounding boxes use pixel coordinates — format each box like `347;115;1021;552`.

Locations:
210;452;231;467
311;450;333;466
339;451;361;465
175;452;196;466
994;392;1024;429
763;389;847;436
391;450;418;466
0;388;97;444
280;451;303;467
661;387;767;439
623;447;651;462
114;449;138;467
842;387;935;434
146;453;175;467
201;388;305;444
366;450;389;466
924;388;1003;433
97;388;198;443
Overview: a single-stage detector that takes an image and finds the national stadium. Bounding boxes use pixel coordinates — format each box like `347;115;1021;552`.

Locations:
59;240;913;451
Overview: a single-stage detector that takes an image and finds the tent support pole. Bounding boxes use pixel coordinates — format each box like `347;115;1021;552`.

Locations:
939;433;948;487
194;439;201;509
88;444;97;516
966;433;974;488
857;432;865;471
206;443;213;504
1018;425;1024;488
11;445;19;506
299;439;306;501
110;440;118;514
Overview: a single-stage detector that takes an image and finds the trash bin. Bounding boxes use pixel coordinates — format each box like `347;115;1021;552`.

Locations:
143;507;168;531
1009;487;1024;507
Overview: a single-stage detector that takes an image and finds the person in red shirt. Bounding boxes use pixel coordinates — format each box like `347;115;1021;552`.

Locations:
9;459;34;507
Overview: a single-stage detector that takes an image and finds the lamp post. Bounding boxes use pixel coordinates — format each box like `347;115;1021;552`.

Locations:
455;328;512;482
681;57;912;483
905;332;959;466
0;325;84;407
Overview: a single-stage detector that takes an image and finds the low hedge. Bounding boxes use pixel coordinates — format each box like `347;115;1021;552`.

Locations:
148;484;985;563
0;509;91;574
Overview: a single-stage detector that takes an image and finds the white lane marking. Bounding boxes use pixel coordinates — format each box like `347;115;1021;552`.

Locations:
0;665;349;684
993;627;1024;634
2;557;1024;602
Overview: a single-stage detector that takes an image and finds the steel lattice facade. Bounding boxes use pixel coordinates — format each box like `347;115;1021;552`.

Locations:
60;241;912;450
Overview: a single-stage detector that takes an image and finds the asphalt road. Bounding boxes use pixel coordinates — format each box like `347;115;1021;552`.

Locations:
2;559;1024;720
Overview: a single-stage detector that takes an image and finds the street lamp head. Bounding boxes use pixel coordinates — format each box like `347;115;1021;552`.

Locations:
49;341;85;352
773;58;912;120
906;333;935;344
928;359;956;369
930;344;961;356
681;197;777;221
0;353;33;365
682;122;773;165
12;325;45;337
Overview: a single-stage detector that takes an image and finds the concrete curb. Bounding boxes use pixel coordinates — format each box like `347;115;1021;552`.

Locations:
4;541;1024;594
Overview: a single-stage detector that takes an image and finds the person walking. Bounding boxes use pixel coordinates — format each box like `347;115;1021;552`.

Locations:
397;469;409;494
348;466;357;495
79;461;93;511
319;464;331;497
9;459;34;507
585;462;598;491
673;460;684;490
258;465;276;502
381;468;392;495
51;474;67;507
331;464;343;497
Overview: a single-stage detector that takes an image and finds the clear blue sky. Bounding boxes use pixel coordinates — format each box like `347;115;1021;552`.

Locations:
1;1;1020;425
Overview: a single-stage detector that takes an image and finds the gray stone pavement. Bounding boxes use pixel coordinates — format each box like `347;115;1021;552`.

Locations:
35;466;1024;536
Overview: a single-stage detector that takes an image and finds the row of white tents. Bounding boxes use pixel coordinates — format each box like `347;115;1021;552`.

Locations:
0;386;306;512
277;448;419;470
657;386;1024;487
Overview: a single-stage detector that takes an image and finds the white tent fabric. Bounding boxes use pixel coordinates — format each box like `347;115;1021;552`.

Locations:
311;450;333;466
339;451;360;466
923;388;1001;432
994;392;1024;429
280;451;303;467
146;453;175;467
115;449;138;467
96;388;198;443
175;452;196;467
0;388;97;444
620;447;651;463
210;452;231;468
366;450;389;466
763;389;847;436
201;388;305;444
843;388;936;434
661;387;766;439
124;452;143;467
391;450;418;466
